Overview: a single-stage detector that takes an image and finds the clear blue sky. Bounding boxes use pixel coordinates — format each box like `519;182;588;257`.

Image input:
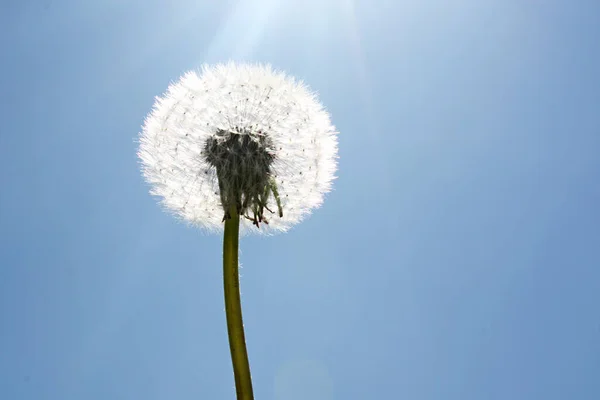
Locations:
1;1;599;399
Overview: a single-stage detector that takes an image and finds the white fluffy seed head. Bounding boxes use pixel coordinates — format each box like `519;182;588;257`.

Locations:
138;62;338;234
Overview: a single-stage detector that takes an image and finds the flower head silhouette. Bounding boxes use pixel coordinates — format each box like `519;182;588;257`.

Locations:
139;63;338;233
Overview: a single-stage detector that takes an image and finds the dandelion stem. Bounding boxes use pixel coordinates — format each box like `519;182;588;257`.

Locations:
223;206;254;400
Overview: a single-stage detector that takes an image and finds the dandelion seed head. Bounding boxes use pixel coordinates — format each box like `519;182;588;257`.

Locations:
138;62;338;234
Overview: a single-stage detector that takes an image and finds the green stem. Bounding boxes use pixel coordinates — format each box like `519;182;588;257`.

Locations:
223;207;254;400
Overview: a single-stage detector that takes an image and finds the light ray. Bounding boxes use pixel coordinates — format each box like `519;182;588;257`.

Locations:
340;0;378;138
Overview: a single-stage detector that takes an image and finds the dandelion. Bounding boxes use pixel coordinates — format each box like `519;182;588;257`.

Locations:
138;62;338;399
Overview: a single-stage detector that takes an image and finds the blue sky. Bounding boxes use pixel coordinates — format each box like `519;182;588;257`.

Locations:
1;1;599;399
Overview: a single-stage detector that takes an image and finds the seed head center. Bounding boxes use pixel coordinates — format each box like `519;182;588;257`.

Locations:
204;128;280;226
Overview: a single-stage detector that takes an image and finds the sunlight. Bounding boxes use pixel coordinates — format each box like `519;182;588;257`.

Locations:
339;0;377;137
201;0;283;62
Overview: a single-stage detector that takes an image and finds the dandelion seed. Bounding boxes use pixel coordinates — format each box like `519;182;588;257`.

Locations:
138;62;338;233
